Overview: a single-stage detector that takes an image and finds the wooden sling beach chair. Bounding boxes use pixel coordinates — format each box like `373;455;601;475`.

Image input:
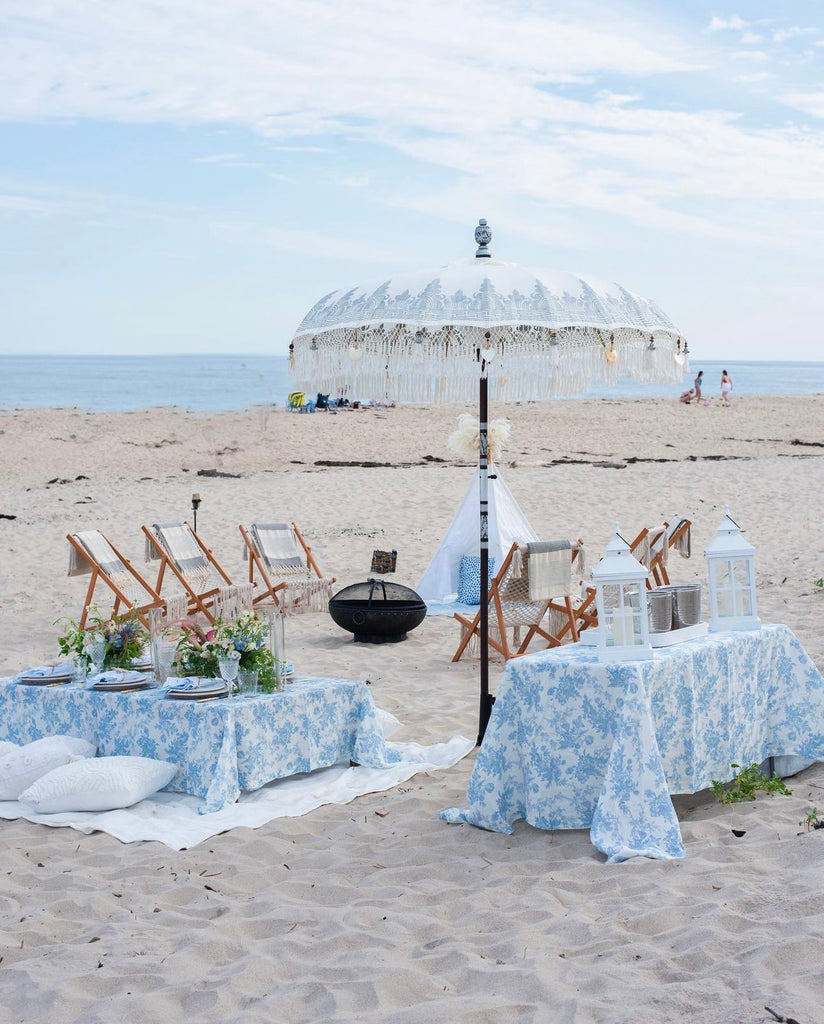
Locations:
452;539;589;663
142;521;252;624
239;521;335;614
647;517;692;587
67;529;164;629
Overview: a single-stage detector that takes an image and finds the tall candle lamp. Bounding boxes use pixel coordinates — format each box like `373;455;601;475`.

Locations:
592;523;654;662
704;507;760;632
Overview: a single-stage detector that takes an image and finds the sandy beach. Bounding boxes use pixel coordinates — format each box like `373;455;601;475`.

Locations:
2;394;824;1023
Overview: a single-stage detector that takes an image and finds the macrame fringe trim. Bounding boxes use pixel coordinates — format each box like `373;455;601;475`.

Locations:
281;578;332;615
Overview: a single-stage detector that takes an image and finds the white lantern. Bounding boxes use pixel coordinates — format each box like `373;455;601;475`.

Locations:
592;523;654;662
704;506;761;632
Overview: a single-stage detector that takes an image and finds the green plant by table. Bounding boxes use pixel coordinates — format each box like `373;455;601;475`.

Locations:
711;762;792;804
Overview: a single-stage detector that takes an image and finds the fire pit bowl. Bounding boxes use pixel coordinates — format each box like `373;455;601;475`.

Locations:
329;579;427;644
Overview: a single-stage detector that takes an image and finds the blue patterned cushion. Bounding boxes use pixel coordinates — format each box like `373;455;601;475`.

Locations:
457;555;496;605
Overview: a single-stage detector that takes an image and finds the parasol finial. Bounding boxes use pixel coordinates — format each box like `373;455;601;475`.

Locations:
474;218;492;258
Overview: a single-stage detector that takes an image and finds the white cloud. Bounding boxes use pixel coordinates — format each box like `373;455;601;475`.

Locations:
781;91;824;119
708;15;750;32
773;26;818;43
2;1;824;251
268;145;328;153
733;72;775;83
730;50;769;61
193;153;245;164
0;192;52;215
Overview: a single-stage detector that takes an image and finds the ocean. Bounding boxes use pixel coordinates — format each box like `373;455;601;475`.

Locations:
1;355;823;412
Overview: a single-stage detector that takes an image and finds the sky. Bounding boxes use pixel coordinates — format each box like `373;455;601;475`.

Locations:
2;0;824;362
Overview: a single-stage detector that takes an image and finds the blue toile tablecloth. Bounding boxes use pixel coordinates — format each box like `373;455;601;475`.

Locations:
0;676;405;813
441;624;824;862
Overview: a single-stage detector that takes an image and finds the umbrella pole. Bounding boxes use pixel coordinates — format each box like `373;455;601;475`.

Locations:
478;368;493;744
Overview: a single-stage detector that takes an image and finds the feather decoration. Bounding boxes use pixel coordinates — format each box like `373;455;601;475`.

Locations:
447;414;511;464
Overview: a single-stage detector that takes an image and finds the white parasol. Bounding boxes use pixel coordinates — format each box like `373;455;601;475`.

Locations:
290;220;688;741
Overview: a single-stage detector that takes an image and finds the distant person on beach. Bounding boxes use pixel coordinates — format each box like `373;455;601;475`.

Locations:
693;370;703;402
679;388;695;404
720;370;733;405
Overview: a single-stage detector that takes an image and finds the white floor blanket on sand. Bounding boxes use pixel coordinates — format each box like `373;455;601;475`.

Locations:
0;720;474;850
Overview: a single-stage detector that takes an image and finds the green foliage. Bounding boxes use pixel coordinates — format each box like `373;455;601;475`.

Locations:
799;807;820;831
711;762;792;804
814;577;824;589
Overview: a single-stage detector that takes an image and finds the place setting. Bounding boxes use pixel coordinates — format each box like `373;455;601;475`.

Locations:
87;669;154;693
15;663;76;686
163;678;230;701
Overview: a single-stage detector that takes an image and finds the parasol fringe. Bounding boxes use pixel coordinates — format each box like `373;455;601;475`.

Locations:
292;325;687;405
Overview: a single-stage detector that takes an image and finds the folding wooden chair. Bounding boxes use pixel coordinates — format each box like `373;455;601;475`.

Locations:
452;539;587;662
142;521;246;624
648;517;692;587
67;529;164;628
239;521;335;614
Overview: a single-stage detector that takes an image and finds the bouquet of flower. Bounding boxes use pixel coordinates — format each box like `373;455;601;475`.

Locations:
174;612;278;692
57;607;149;672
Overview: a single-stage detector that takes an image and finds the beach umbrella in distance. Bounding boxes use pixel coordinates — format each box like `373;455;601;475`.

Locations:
290;219;688;743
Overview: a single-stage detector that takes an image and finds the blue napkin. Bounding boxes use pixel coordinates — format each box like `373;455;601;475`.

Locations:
86;669;148;689
157;676;202;694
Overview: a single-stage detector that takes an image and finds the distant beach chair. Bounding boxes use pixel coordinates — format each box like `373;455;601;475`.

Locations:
452;539;588;662
288;391;315;413
67;529;164;628
142;521;252;624
239;521;335;614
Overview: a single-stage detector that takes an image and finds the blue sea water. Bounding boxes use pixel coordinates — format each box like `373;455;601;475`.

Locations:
1;355;822;412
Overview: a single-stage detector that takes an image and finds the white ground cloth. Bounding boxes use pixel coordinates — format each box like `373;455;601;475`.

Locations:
0;713;473;850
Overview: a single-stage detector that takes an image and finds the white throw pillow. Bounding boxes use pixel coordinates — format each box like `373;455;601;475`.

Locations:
0;736;96;800
19;756;177;813
0;741;19;757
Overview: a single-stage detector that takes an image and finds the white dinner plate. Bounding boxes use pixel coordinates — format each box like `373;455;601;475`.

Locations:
19;670;75;685
92;678;152;692
166;682;229;700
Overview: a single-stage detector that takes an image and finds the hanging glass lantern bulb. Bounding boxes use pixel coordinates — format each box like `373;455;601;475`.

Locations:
605;333;618;364
348;329;364;363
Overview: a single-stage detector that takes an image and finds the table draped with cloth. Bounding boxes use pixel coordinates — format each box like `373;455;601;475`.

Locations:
0;676;404;813
441;625;824;862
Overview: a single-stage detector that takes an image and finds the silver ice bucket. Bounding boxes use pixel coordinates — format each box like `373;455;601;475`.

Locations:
647;589;674;633
668;584;702;629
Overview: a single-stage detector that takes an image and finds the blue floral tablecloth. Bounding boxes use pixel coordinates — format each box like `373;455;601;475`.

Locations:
441;625;824;862
0;676;403;813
